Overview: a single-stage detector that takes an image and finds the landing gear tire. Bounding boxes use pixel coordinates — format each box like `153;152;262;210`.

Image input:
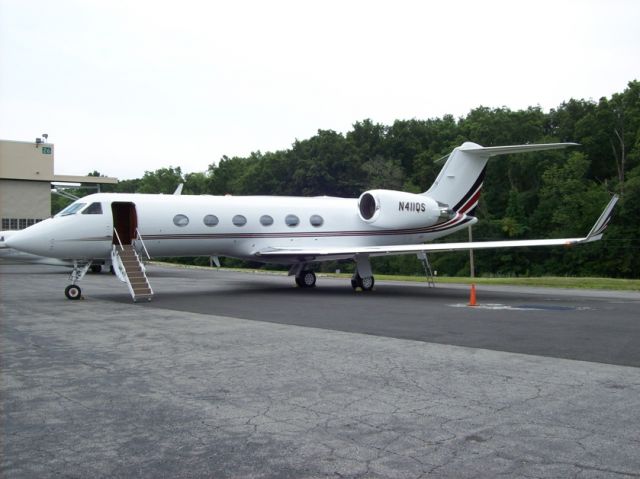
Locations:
65;284;82;300
351;274;374;291
296;270;316;288
90;264;102;274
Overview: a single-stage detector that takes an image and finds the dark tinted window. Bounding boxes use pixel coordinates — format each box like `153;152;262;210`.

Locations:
82;202;103;215
260;215;274;226
173;214;189;227
285;214;300;227
232;215;247;227
203;214;219;226
310;215;324;227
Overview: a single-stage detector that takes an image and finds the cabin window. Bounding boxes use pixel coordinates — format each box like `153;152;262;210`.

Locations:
232;215;247;227
173;214;189;227
260;215;274;226
58;202;86;216
310;214;324;227
203;214;219;227
285;214;300;227
82;202;103;215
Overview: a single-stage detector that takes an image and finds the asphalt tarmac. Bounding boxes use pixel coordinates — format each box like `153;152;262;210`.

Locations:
2;263;640;478
120;266;640;368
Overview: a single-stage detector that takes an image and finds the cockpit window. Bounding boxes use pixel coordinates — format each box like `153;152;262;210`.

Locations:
57;202;87;216
82;202;103;215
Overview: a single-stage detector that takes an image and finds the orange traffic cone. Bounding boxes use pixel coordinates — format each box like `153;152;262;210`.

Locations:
469;283;477;306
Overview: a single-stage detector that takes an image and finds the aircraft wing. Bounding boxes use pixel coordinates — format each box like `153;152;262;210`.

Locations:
255;195;618;259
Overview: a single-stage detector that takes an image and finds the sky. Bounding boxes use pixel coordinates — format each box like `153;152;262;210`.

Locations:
1;0;639;180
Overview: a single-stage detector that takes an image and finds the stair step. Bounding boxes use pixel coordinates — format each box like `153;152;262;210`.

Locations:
114;247;153;301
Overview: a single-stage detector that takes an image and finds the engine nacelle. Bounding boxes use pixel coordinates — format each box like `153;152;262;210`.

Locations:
358;189;454;229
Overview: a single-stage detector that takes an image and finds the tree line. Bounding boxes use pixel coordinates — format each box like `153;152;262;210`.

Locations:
59;80;640;278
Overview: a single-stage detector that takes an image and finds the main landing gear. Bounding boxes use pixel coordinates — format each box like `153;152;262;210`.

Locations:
295;270;317;288
289;264;317;288
351;273;375;291
65;260;92;300
289;254;376;292
350;254;375;291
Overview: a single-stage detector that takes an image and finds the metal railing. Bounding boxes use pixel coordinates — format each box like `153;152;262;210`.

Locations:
113;228;124;251
134;228;151;260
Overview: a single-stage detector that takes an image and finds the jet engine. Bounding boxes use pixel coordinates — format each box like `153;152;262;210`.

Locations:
358;189;454;229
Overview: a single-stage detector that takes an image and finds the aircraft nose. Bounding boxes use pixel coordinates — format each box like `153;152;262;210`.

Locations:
4;227;53;256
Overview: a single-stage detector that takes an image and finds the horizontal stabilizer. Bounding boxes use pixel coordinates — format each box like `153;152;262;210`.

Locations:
458;142;579;157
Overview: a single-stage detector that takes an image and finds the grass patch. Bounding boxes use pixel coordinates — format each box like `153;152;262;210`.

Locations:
373;275;640;291
151;262;640;291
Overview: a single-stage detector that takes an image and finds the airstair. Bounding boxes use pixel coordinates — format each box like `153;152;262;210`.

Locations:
417;251;436;288
112;229;153;302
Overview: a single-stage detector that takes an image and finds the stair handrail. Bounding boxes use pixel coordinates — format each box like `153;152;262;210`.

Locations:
135;228;151;260
113;228;125;251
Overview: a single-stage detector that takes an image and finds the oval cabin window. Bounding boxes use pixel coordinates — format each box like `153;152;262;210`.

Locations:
232;215;247;227
260;215;274;226
203;214;219;227
173;214;189;227
310;214;324;227
285;214;300;227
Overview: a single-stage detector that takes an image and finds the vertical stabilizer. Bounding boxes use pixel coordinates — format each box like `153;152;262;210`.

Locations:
424;142;578;214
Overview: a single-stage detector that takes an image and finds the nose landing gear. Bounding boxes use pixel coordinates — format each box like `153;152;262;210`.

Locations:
64;284;82;300
64;260;92;300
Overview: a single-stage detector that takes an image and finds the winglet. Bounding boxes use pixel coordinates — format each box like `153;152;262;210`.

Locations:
584;195;619;242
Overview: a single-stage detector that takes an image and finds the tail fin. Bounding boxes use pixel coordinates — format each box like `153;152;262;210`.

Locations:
425;142;578;214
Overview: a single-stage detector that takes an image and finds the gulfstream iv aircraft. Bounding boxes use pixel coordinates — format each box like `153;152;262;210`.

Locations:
6;142;618;301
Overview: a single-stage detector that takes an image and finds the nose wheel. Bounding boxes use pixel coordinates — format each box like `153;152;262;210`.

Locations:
64;260;91;300
64;284;82;300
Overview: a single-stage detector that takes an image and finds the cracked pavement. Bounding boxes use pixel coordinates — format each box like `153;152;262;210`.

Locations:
2;264;640;478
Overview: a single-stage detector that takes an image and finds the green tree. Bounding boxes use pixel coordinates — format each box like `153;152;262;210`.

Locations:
137;167;184;194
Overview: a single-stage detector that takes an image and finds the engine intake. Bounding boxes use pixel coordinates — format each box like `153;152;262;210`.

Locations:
358;189;453;229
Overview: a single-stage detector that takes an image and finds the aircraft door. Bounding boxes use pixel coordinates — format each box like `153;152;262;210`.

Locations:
111;202;138;246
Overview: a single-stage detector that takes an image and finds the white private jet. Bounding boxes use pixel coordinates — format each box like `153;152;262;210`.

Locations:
5;142;618;301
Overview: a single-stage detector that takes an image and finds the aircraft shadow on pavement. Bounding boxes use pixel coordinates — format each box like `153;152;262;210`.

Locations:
97;279;505;306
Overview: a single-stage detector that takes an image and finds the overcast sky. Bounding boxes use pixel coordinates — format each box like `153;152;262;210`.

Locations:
1;0;639;180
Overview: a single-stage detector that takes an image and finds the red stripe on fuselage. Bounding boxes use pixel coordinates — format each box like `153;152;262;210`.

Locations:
458;186;482;214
